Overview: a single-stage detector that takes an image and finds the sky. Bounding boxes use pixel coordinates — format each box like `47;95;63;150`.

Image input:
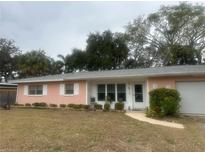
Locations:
0;1;204;59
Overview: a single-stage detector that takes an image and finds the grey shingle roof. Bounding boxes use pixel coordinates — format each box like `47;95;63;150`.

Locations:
0;83;17;89
10;65;205;83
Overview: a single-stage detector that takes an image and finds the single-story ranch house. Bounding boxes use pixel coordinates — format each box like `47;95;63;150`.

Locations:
11;65;205;114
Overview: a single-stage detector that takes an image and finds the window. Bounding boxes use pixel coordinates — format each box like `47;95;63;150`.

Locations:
135;84;143;102
65;84;74;95
117;84;126;101
28;85;43;95
107;84;115;101
97;84;105;101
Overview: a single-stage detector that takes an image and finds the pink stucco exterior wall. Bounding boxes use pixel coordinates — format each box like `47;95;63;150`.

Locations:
148;75;205;91
16;80;86;105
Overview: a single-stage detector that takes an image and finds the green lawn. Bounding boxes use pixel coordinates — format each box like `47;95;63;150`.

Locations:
0;108;205;152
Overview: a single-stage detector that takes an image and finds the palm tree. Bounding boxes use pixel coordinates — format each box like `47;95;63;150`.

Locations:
57;54;66;74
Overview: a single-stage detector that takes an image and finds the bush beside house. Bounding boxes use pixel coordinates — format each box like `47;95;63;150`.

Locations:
60;104;66;108
13;103;24;106
32;102;48;108
104;103;110;111
146;88;181;117
115;102;124;110
94;103;103;110
49;104;58;108
25;103;31;107
12;101;126;112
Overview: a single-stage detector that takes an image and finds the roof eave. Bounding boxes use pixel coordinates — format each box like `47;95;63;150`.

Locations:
11;72;205;84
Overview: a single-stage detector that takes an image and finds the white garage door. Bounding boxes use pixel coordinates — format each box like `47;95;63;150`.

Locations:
176;81;205;114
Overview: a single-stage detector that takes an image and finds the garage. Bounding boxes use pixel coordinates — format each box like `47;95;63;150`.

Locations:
176;81;205;114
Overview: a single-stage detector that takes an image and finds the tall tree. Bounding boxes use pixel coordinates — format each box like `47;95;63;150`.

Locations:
49;59;64;75
0;38;20;82
65;49;87;72
86;30;129;70
170;44;198;65
57;54;66;73
125;17;154;68
17;50;53;78
126;2;205;66
58;50;87;73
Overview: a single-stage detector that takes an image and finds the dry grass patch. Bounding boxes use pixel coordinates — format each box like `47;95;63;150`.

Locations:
0;108;205;151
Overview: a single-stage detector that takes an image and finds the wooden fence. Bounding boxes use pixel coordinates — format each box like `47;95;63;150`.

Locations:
0;90;16;107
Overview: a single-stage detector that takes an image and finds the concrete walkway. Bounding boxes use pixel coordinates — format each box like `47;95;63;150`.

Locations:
126;112;184;129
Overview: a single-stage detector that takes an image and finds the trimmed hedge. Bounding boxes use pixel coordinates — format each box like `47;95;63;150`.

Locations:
67;104;76;108
13;103;24;106
32;102;48;107
79;104;90;110
25;103;31;107
49;104;58;108
67;104;81;109
147;88;181;117
60;104;66;108
67;104;90;110
115;102;124;110
94;103;102;110
104;103;110;111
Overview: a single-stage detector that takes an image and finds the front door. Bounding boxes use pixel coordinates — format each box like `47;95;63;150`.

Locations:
132;84;145;109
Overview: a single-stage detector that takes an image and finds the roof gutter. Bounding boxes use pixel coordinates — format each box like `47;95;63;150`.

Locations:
10;72;205;84
10;79;64;84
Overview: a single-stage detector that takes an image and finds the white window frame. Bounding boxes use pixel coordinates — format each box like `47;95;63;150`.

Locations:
97;84;106;101
134;84;144;103
60;83;79;96
97;83;126;102
107;84;116;102
64;83;74;95
28;85;43;96
117;84;126;102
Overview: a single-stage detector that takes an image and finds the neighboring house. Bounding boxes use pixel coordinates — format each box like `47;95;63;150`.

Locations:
11;65;205;114
0;83;17;107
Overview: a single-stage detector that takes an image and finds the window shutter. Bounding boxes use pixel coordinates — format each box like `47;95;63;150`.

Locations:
43;84;47;95
60;84;65;95
74;83;79;95
24;85;28;96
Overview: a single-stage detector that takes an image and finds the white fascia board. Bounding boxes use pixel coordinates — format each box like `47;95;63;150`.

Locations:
63;72;205;81
12;79;64;84
11;72;205;83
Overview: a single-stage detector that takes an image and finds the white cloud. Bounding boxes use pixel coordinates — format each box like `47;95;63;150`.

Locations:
0;1;204;59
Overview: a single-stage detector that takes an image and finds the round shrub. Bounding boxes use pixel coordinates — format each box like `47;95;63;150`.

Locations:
148;88;181;117
13;103;24;106
32;102;48;107
67;104;81;109
80;104;90;110
25;103;31;107
115;102;124;110
60;104;66;108
94;103;102;110
145;107;158;117
72;105;81;109
49;104;58;108
104;103;110;111
67;104;75;108
68;104;89;110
